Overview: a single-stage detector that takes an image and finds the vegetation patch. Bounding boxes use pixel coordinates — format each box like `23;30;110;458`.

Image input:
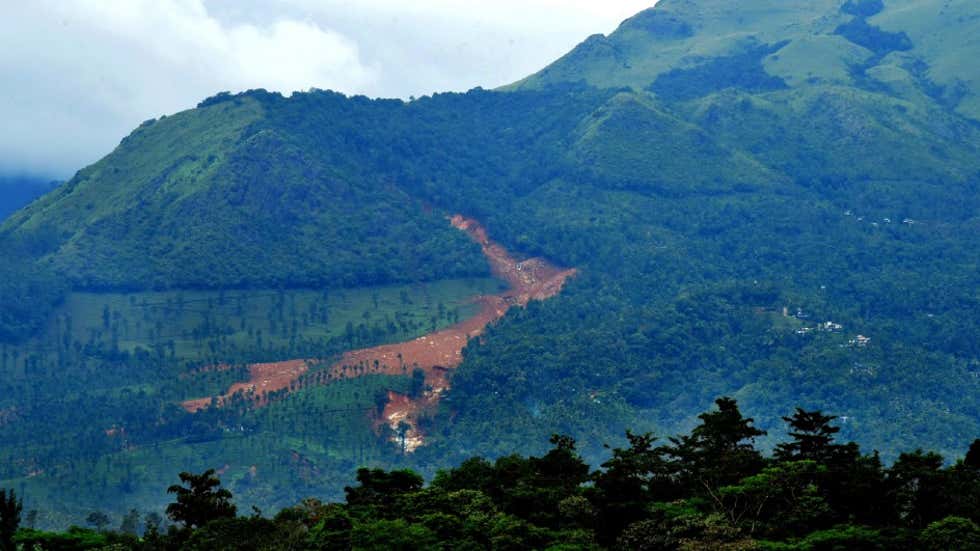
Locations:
649;41;790;101
621;9;694;39
835;17;913;58
841;0;885;18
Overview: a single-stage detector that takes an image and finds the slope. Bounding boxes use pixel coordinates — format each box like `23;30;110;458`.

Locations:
1;94;486;292
515;0;980;123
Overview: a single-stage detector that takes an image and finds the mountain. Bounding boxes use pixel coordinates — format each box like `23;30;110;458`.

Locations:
515;0;980;121
2;0;980;526
1;95;487;292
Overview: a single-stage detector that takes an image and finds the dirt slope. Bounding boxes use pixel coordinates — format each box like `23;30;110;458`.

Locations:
182;360;314;412
181;215;576;450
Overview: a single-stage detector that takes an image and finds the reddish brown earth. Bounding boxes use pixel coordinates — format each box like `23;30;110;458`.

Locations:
181;215;576;450
182;359;314;412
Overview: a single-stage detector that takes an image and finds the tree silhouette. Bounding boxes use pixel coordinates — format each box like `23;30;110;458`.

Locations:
24;509;36;530
119;508;141;535
775;408;842;462
86;511;110;532
344;467;424;517
144;511;163;536
965;439;980;469
0;489;22;551
889;451;946;529
668;397;767;497
166;469;237;528
590;431;674;545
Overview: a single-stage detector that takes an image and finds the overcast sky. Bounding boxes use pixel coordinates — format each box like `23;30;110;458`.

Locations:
0;0;655;179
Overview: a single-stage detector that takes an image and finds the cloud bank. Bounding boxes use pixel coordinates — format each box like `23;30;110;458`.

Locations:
0;0;654;177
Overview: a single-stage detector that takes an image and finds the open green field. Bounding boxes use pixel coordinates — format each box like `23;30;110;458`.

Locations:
64;277;501;359
0;277;503;401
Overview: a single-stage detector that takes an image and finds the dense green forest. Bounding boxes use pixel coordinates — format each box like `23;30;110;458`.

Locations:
1;0;980;526
3;400;979;550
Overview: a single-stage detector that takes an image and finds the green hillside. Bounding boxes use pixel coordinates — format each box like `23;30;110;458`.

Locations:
514;0;980;122
1;95;487;292
2;0;980;527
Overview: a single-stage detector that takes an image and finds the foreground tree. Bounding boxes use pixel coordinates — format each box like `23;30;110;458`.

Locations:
85;511;110;532
589;431;675;545
965;439;980;469
919;516;980;551
166;469;237;529
0;489;21;551
719;460;831;538
771;407;889;526
344;468;424;517
9;399;980;549
667;397;767;494
774;408;843;462
119;508;140;535
23;510;36;530
144;511;163;533
888;450;946;529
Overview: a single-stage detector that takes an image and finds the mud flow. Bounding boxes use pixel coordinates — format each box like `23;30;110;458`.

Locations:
182;215;576;451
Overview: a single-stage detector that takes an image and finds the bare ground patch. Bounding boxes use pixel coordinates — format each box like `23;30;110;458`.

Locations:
181;215;575;450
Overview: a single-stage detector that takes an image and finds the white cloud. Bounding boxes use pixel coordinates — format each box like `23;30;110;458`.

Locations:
275;0;655;95
0;0;377;176
0;0;656;177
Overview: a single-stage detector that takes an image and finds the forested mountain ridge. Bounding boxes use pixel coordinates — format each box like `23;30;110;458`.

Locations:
1;95;488;292
2;0;980;527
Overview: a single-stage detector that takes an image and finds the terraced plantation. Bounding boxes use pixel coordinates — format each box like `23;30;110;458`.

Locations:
0;274;505;526
3;277;502;376
180;215;576;452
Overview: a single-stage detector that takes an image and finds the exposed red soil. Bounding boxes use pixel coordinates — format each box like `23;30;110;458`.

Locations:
380;391;428;453
182;359;314;412
450;215;577;304
180;215;576;450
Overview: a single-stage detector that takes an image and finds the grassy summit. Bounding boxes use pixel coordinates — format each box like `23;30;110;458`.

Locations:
514;0;980;122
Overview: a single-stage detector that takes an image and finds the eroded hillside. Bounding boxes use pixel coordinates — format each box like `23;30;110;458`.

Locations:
182;215;576;451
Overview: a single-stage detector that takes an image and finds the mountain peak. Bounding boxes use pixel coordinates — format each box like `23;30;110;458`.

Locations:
511;0;980;121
